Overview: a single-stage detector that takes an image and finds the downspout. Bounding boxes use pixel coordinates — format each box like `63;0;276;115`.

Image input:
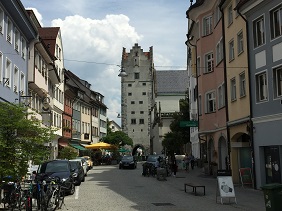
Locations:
236;6;256;189
219;1;231;172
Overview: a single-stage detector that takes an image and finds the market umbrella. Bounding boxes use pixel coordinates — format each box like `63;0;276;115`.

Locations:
85;142;116;150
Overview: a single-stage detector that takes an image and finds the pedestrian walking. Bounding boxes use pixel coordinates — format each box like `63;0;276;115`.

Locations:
172;158;178;177
190;154;195;170
183;153;190;171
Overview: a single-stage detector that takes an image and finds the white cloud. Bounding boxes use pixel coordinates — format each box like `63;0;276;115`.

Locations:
50;14;144;124
22;0;189;124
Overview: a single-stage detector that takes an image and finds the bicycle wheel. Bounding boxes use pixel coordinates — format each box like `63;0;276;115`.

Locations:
57;189;65;209
46;192;58;211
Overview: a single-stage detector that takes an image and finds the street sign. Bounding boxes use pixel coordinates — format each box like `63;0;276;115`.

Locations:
180;120;198;127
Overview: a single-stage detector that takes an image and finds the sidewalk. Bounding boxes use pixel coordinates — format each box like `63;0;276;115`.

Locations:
171;166;265;211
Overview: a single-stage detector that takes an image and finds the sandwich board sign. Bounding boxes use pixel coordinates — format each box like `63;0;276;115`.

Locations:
216;170;237;204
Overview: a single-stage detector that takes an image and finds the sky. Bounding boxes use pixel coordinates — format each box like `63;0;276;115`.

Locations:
21;0;189;125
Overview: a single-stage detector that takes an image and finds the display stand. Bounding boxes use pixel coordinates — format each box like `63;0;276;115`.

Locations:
239;168;253;188
216;170;237;204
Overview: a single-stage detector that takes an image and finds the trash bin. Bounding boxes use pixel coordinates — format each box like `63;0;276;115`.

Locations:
261;183;282;211
156;168;166;181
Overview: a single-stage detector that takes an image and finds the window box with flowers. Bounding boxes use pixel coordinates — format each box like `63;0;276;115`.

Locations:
63;126;71;132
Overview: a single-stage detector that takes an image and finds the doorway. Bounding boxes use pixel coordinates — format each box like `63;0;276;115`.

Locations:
264;146;281;184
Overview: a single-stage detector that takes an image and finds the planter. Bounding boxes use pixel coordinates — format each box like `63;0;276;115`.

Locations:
212;165;218;178
203;163;209;175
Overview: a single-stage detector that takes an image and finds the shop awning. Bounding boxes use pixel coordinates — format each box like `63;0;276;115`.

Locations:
69;143;86;151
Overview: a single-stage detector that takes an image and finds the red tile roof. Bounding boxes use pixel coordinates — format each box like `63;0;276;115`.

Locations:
38;27;60;56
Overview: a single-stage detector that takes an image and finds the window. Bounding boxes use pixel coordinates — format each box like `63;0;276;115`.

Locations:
216;38;223;64
134;72;139;79
203;16;212;36
142;83;146;86
214;5;221;25
20;73;25;95
230;78;236;101
0;8;3;34
13;67;19;93
140;111;144;114
142;92;146;95
5;59;11;87
194;85;198;101
197;57;201;76
131;119;136;124
131;101;135;104
128;92;132;96
139;119;144;124
198;95;202;116
256;72;268;102
7;19;12;43
237;31;244;54
239;72;246;97
21;38;26;59
218;83;225;108
14;28;20;52
273;66;282;98
229;39;234;61
131;111;135;114
204;52;214;73
205;91;216;113
270;4;282;39
0;52;2;83
228;5;233;25
128;84;132;87
139;101;143;104
253;16;265;48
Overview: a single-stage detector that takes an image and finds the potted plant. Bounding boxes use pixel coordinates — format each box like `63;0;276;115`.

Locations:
203;161;209;175
210;161;218;177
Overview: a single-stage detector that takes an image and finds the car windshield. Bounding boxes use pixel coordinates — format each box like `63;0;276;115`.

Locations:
147;155;158;162
39;161;69;173
70;161;79;169
121;156;133;161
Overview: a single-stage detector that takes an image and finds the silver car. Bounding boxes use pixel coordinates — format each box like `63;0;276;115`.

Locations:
70;157;88;176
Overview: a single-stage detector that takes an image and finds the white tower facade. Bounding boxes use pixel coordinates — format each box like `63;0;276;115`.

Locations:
120;44;158;155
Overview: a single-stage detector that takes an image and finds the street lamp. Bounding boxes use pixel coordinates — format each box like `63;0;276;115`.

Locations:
117;65;128;77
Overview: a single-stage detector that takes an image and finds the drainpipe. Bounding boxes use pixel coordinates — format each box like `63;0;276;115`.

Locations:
236;6;257;189
219;1;231;172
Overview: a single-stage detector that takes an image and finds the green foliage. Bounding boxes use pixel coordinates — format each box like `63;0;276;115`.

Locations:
0;102;56;181
58;146;78;160
162;98;191;155
101;131;133;148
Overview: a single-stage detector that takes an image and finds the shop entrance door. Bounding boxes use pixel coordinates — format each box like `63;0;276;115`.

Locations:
264;146;281;184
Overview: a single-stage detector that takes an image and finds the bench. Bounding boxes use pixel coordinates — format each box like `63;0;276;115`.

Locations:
184;183;205;196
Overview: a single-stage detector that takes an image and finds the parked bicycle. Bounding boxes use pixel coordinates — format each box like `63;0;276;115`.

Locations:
0;179;22;210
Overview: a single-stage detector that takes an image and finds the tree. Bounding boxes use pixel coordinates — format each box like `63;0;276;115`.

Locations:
57;146;78;160
162;97;191;155
101;131;133;148
0;102;56;181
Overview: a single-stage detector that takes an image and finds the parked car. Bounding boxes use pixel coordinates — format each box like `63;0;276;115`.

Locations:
71;157;88;176
69;160;85;186
36;159;75;195
119;155;137;169
145;154;165;165
83;156;93;170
